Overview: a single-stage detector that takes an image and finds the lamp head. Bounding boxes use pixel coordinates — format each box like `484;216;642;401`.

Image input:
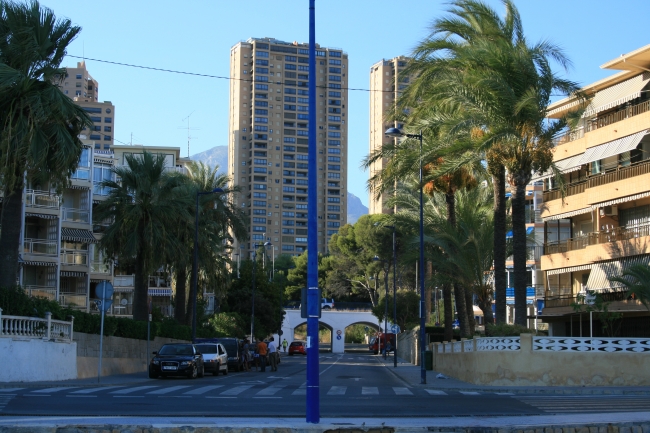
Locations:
212;187;224;193
373;255;380;262
384;127;403;138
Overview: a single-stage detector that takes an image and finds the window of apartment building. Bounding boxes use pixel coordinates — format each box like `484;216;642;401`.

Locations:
89;134;101;140
256;51;269;58
256;59;268;66
328;156;341;162
253;200;266;207
104;126;112;132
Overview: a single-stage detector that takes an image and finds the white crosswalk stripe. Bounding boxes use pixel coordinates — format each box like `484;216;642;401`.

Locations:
256;385;285;396
70;386;124;394
30;387;77;394
459;391;480;395
111;386;158;395
327;386;347;395
361;387;378;395
0;395;15;412
424;390;447;395
393;387;413;395
220;385;254;396
0;388;23;393
184;385;223;395
148;386;191;395
292;385;306;396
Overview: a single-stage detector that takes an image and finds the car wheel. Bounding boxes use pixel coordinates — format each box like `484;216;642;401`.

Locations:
148;366;158;379
188;364;198;379
198;365;205;378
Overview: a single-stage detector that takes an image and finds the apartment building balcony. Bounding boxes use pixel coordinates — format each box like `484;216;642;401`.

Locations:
59;292;88;310
90;261;111;274
25;189;59;210
62;207;90;225
61;251;88;266
23;238;57;257
24;285;57;301
507;245;544;262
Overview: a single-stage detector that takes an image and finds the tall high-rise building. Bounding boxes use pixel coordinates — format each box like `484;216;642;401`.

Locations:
368;56;410;215
228;37;348;257
58;61;115;151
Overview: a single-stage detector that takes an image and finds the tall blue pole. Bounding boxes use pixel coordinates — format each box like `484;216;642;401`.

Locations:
418;131;426;384
306;0;320;423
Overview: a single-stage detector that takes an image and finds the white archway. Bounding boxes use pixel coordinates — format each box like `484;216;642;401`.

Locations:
274;310;382;353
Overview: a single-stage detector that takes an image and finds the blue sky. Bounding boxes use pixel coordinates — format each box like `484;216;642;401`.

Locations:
41;0;650;207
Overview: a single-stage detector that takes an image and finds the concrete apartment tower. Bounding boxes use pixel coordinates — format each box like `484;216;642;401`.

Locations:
368;56;410;215
228;37;348;258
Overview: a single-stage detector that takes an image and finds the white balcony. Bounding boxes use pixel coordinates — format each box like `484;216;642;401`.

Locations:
23;238;57;256
62;207;90;224
24;285;57;300
25;190;59;209
60;251;88;266
114;275;134;287
90;261;111;274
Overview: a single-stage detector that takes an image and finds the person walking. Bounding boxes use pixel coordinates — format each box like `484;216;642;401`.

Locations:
267;337;278;372
256;339;268;372
242;339;251;371
282;338;288;353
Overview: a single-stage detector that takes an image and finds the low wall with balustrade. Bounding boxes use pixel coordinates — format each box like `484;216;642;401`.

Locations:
432;333;650;386
0;308;77;382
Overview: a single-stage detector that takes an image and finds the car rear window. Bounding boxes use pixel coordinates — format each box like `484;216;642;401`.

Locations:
196;344;217;354
217;340;238;355
290;342;303;347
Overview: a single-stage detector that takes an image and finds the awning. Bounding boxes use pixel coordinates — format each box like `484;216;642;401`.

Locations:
547;264;593;276
578;130;647;165
590;191;650;209
149;288;172;296
586;255;650;290
25;212;58;220
547;98;584;116
93;157;114;165
542;207;592;221
21;260;57;267
583;72;650;117
61;228;98;243
115;287;134;293
531;153;585;181
60;271;87;277
67;184;90;190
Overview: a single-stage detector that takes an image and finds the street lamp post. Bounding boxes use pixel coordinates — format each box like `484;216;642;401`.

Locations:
373;255;389;359
385;127;426;384
381;225;398;368
250;245;258;342
192;187;224;344
264;241;275;282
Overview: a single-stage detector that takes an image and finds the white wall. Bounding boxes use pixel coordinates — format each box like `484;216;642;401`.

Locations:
0;339;77;382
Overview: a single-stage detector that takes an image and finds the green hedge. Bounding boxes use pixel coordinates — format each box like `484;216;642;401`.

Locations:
0;285;224;341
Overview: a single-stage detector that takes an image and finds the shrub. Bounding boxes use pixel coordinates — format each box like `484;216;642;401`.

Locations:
485;323;536;336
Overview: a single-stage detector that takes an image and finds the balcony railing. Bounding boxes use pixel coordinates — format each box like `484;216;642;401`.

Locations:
552;127;585;146
544;224;650;255
114;275;134;287
71;167;90;180
62;207;90;224
90;261;110;274
25;190;59;209
23;238;57;256
507;246;544;262
110;303;133;316
24;285;57;300
59;293;88;309
60;251;88;266
0;311;73;342
588;158;650;189
524;208;542;224
543;181;586;202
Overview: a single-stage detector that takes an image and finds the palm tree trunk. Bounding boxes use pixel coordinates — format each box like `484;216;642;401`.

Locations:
478;285;495;329
133;245;149;322
186;286;194;327
443;284;453;341
0;185;23;289
464;286;475;335
425;260;432;324
492;165;507;324
174;267;187;323
512;177;528;327
446;189;470;337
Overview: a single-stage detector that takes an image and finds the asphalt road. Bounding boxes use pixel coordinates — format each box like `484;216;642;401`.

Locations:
2;352;650;418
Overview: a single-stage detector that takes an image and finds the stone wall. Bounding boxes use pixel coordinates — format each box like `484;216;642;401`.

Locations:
433;334;650;386
396;328;419;365
75;332;188;379
0;338;76;382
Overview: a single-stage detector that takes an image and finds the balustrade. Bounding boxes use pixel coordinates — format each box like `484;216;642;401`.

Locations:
25;190;59;209
0;310;73;342
23;238;57;256
62;207;90;223
61;251;88;265
24;286;57;300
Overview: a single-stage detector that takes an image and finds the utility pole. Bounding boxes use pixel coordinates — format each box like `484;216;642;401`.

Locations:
180;112;199;158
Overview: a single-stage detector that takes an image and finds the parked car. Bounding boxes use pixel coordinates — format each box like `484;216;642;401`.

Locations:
195;342;228;376
288;340;307;356
321;298;335;309
148;343;204;379
213;338;245;371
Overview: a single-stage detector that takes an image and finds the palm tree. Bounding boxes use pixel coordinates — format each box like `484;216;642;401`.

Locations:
181;161;248;325
94;151;192;321
609;265;650;311
390;0;580;325
0;1;92;288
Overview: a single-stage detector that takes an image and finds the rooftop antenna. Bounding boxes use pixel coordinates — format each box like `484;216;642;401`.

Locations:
180;111;199;158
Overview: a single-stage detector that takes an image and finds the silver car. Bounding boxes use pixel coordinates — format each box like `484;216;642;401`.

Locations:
195;343;229;376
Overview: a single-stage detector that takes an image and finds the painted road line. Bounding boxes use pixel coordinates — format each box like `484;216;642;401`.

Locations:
184;385;223;395
31;387;77;393
256;385;285;396
70;386;124;394
424;390;447;395
111;386;158;395
0;389;23;393
362;387;379;395
220;385;254;396
393;387;413;395
327;386;347;396
147;386;191;395
460;391;480;395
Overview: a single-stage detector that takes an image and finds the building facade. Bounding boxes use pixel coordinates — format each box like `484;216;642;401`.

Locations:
228;37;348;257
368;56;410;215
539;44;650;336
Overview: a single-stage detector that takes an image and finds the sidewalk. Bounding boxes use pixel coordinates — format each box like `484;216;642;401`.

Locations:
376;352;650;395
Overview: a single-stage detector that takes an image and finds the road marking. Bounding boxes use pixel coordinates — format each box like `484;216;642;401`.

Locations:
495;392;514;395
0;389;23;393
184;385;223;395
292;385;306;396
67;395;96;398
70;386;124;394
0;395;15;412
327;386;346;396
253;396;282;399
393;387;412;395
206;396;236;399
111;386;158;395
220;385;254;396
362;387;378;395
459;391;480;395
113;396;144;398
31;387;76;393
147;386;191;395
424;390;447;395
256;385;285;396
25;394;50;397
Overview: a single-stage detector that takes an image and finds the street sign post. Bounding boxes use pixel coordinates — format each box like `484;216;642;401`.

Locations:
95;281;114;383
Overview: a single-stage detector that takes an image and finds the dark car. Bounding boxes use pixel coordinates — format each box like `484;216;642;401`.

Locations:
288;340;306;356
148;343;205;379
208;338;245;372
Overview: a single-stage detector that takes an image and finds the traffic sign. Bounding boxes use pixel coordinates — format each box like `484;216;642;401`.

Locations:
95;299;113;312
95;281;114;300
390;324;400;334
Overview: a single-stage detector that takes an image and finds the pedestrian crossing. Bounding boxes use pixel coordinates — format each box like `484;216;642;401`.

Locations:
0;394;15;412
515;395;650;414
